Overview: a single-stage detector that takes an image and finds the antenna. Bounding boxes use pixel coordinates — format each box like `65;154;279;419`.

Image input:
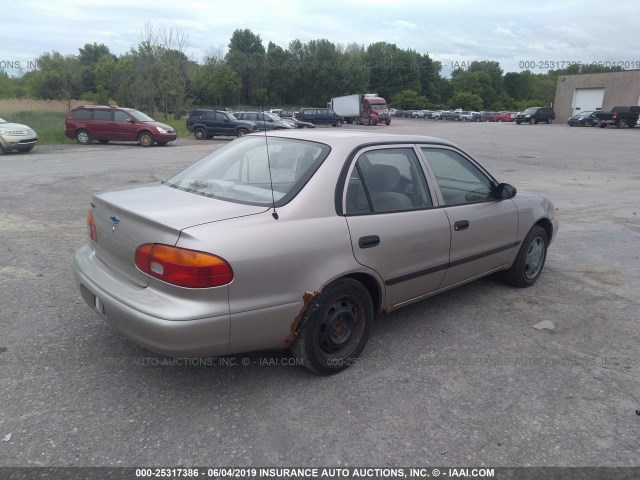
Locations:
261;106;279;220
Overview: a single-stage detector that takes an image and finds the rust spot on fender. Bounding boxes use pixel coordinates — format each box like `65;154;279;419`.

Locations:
283;290;321;347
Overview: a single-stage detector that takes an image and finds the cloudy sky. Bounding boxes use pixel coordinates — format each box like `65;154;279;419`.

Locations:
1;0;638;76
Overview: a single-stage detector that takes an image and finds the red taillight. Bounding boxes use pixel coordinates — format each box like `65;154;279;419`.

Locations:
135;244;233;288
87;210;98;242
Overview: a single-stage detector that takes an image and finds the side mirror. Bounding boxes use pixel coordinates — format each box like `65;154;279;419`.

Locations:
495;183;517;200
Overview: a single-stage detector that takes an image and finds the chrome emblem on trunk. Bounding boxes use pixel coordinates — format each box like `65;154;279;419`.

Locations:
110;215;120;232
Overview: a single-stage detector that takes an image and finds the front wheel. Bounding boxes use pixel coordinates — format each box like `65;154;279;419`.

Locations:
194;128;207;140
291;278;373;374
516;120;521;125
503;225;548;287
236;128;248;137
333;120;344;127
138;132;154;147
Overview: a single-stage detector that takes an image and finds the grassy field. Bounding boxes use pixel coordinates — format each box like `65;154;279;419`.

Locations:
0;99;190;145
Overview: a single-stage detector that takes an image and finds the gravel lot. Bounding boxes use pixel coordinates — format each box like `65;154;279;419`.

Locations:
1;119;639;468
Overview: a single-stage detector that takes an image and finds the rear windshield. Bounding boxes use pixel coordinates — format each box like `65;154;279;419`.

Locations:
165;136;331;206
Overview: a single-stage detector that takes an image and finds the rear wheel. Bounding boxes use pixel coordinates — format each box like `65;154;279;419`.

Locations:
617;119;627;128
76;129;92;145
138;132;154;147
516;120;521;125
547;117;553;124
504;225;548;287
194;128;207;140
291;278;373;374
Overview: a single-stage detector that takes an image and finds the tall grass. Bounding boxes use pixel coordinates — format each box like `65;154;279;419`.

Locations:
0;99;190;144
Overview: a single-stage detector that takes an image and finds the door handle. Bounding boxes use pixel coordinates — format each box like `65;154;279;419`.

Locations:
454;220;470;231
359;235;380;248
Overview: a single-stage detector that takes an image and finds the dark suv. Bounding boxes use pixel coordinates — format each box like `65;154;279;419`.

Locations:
299;108;344;127
186;109;258;139
233;111;292;131
515;107;556;124
64;106;177;146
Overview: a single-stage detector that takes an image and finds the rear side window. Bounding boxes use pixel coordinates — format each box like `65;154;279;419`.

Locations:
346;148;432;214
71;109;92;120
93;110;112;121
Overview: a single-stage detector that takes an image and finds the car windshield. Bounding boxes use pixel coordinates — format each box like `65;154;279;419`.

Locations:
127;110;155;122
264;113;280;122
370;104;387;110
165;136;331;206
522;108;538;114
578;111;594;115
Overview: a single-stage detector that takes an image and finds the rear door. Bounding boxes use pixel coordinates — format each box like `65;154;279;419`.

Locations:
343;145;451;308
420;147;519;287
90;109;113;140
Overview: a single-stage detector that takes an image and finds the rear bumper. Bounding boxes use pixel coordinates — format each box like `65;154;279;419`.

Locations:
73;245;231;357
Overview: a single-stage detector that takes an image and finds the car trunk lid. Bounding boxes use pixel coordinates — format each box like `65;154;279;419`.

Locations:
90;183;268;287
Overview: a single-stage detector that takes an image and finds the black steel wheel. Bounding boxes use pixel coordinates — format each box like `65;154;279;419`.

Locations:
291;278;373;374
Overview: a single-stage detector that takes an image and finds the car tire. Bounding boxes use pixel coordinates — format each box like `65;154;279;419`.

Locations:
617;119;627;128
334;120;344;127
194;128;207;140
503;225;548;288
76;129;92;145
291;278;373;374
530;118;536;125
547;118;553;124
138;132;154;147
237;129;248;137
516;121;521;125
599;123;606;128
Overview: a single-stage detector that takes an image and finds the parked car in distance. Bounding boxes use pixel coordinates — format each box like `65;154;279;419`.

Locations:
594;106;639;128
0;117;38;154
280;117;316;129
567;111;599;127
492;111;513;122
234;111;293;130
278;109;298;119
454;111;475;122
186;109;258;139
73;130;559;374
298;108;344;126
64;106;177;147
515;107;555;124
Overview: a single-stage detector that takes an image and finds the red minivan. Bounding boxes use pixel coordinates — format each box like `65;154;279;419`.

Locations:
64;106;177;147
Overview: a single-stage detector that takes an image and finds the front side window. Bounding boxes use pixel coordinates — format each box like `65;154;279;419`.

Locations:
421;148;494;205
114;110;130;122
346;148;432;214
165;137;330;206
127;109;154;122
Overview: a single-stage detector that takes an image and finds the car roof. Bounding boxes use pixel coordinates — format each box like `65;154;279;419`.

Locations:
248;129;458;150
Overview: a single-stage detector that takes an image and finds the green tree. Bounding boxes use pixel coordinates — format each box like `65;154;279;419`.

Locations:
390;89;427;109
449;92;483;111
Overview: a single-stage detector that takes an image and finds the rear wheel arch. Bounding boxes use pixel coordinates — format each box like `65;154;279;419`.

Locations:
343;272;382;313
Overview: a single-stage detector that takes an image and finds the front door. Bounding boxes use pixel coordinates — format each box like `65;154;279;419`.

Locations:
420;147;519;287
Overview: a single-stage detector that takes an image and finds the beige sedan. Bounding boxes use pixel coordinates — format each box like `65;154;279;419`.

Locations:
73;131;559;374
